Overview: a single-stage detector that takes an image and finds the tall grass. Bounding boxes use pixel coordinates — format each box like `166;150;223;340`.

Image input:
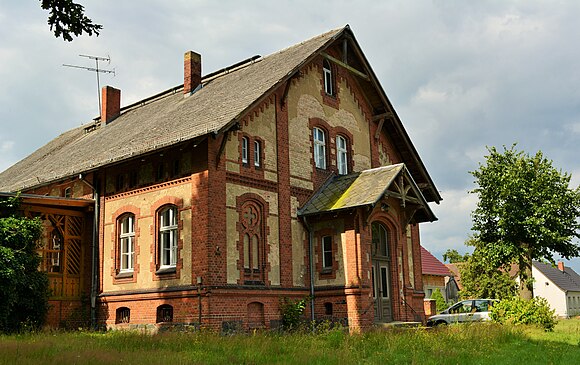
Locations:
1;320;579;364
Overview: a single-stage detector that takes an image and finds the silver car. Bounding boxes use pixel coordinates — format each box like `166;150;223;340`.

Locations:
427;299;497;326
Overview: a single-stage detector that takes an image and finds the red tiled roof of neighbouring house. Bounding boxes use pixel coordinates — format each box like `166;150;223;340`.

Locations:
421;246;451;276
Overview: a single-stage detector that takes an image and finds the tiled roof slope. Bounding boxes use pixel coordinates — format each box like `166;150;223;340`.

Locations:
0;27;344;192
421;246;451;276
533;261;580;292
298;164;436;223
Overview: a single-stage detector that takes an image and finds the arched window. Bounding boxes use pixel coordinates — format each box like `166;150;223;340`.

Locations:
159;206;178;268
156;304;173;323
323;59;334;96
254;140;261;167
241;136;249;164
119;214;135;272
336;135;348;175
313;127;326;169
371;222;389;257
116;307;130;324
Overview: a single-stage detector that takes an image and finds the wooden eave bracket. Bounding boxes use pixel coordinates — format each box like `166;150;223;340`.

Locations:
321;52;369;81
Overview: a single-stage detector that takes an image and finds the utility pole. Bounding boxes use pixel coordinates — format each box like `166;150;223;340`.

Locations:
63;54;115;117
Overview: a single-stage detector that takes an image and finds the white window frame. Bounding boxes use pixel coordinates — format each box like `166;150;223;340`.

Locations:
322;235;333;269
254;140;261;167
336;135;348;175
323;59;333;96
313;127;326;169
119;215;135;273
159;206;178;268
241;136;249;164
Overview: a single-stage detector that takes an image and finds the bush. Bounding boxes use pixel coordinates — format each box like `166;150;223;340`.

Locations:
490;296;557;331
279;296;310;331
431;288;448;312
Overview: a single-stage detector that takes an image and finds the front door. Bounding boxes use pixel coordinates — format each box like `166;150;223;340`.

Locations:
371;222;392;322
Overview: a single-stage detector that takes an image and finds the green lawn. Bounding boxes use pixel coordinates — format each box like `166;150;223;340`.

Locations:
1;319;579;364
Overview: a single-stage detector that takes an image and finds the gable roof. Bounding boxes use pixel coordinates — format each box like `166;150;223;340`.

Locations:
298;164;436;223
421;246;451;276
533;261;580;292
0;26;441;203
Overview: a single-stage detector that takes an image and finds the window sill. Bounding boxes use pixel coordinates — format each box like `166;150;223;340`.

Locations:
116;271;134;279
156;267;177;275
320;268;333;275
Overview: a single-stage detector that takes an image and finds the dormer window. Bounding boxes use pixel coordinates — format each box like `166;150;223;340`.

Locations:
323;59;334;96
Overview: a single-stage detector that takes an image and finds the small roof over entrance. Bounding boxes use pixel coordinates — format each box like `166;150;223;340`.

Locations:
298;164;436;223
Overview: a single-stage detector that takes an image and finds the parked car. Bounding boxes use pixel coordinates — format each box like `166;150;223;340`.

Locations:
427;299;497;326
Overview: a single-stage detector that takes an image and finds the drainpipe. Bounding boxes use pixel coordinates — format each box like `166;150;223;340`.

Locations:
301;216;315;325
79;174;99;329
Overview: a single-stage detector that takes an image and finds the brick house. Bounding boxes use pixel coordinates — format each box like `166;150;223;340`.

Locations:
0;25;440;332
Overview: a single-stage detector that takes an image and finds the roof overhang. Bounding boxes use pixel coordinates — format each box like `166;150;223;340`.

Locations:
298;163;437;224
0;192;94;209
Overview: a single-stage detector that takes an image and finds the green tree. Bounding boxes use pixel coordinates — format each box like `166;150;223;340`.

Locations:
430;288;448;312
459;246;517;300
0;195;50;333
470;145;580;299
40;0;102;41
443;249;470;263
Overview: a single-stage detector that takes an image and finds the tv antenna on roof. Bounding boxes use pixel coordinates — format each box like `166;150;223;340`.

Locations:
63;54;115;119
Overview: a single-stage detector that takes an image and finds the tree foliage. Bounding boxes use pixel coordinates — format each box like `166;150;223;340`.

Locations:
470;145;580;299
40;0;102;41
430;288;448;312
459;247;517;300
0;195;50;333
442;249;470;263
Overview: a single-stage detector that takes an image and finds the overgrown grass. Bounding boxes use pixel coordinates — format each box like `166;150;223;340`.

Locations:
1;319;579;364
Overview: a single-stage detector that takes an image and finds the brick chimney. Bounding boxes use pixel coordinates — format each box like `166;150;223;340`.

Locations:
101;86;121;124
184;51;201;95
558;261;565;272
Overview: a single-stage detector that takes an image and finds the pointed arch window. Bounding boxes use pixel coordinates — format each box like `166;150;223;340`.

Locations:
240;201;264;283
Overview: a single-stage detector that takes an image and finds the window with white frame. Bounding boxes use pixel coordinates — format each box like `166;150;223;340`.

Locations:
313;127;326;169
119;215;135;272
323;59;334;96
322;235;333;270
159;206;178;268
254;140;261;167
336;135;348;175
241;136;249;164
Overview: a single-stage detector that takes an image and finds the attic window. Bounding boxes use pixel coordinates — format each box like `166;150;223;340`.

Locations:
323;59;334;96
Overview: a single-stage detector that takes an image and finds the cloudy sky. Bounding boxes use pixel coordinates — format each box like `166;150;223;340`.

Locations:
1;1;579;272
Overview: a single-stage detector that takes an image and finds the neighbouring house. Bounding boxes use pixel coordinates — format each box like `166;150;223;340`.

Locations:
445;262;464;291
533;261;580;318
0;25;441;332
420;246;458;303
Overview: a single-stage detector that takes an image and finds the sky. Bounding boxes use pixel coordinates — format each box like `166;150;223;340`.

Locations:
1;1;579;273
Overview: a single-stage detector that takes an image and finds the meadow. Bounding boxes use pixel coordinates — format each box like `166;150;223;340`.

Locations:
0;319;578;364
